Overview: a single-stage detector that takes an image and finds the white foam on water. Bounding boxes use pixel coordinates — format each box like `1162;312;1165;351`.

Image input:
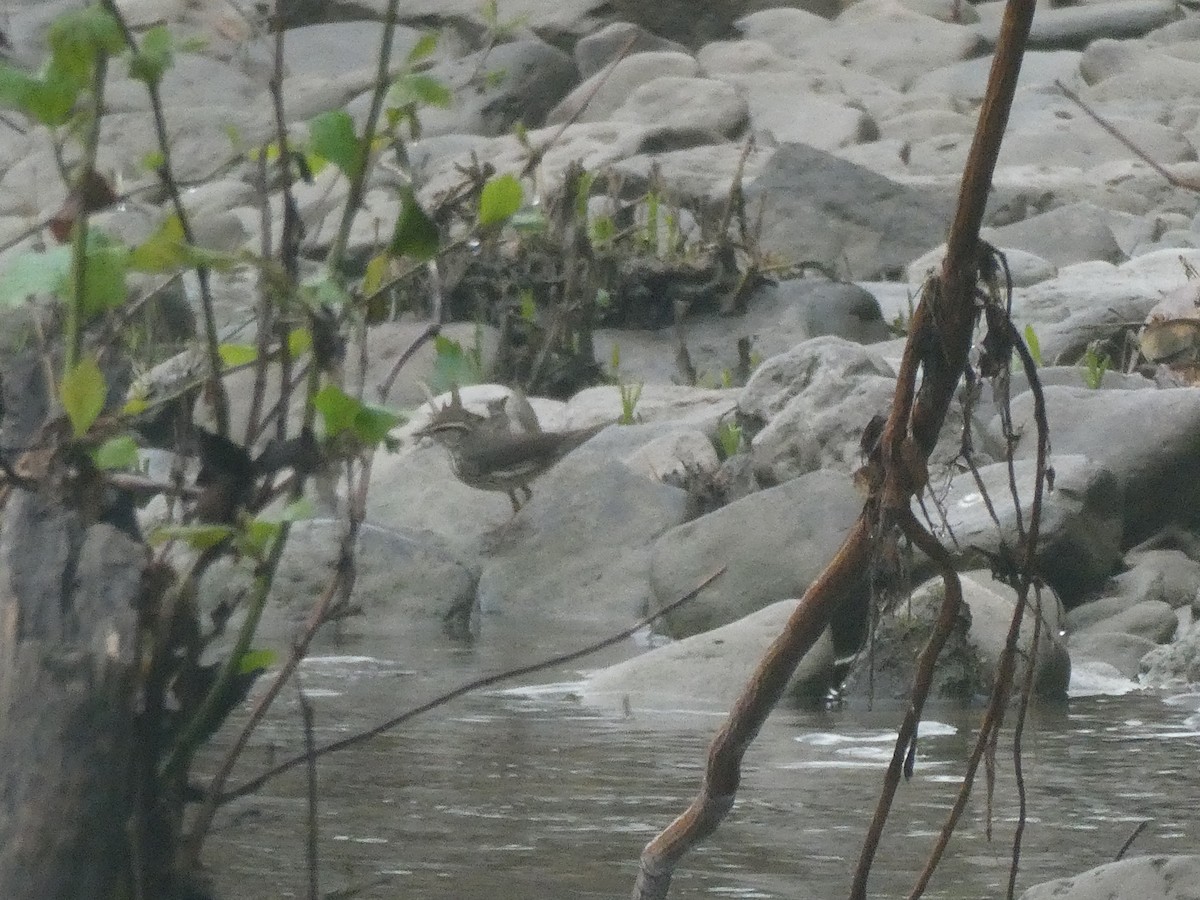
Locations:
794;719;956;747
1068;661;1140;697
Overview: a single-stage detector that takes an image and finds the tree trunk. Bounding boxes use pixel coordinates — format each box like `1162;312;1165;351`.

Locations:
0;487;145;899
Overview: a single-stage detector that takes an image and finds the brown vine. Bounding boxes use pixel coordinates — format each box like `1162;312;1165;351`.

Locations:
631;0;1039;895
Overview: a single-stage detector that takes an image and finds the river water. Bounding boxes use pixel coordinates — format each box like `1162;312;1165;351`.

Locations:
204;632;1200;900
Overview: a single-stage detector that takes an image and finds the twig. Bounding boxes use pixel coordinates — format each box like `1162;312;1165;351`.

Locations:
219;566;725;803
375;321;439;402
518;33;638;179
298;678;320;900
1055;80;1200;192
181;497;356;866
65;52;109;373
325;0;405;274
850;511;965;899
907;317;1051;900
1115;820;1150;861
1006;584;1043;900
633;525;872;900
102;0;230;436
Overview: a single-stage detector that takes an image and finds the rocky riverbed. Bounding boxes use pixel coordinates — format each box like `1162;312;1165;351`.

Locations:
6;0;1200;896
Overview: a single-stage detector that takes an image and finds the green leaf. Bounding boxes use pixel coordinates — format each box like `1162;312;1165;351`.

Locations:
287;327;312;357
478;174;522;227
430;336;481;393
129;25;173;85
0;66;35;110
308;109;361;179
91;434;139;470
128;213;186;272
313;384;403;446
362;252;391;297
389;188;439;261
590;215;615;247
48;6;124;87
218;343;257;368
1023;323;1041;367
518;289;536;322
60;357;106;437
0;246;72;307
236;518;280;560
237;648;277;675
390;72;451;109
277;497;315;522
20;67;80;126
0;66;79;126
299;274;351;311
69;241;129;316
314;383;355;436
355;404;405;445
177;243;239;272
407;31;440;63
150;523;235;549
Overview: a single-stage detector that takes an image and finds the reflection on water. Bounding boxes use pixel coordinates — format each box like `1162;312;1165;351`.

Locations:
204;642;1200;900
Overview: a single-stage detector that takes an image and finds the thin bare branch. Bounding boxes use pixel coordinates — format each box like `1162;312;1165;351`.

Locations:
220;566;725;804
1056;79;1200;191
102;0;230;436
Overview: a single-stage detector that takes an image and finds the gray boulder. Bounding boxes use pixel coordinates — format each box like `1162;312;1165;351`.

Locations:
975;0;1180;50
546;51;699;126
745;142;956;280
747;280;894;352
202;519;480;650
1140;623;1200;686
476;456;690;640
842;569;1070;704
417;39;577;137
1071;599;1178;643
1019;855;1200;900
1114;549;1200;611
574;22;689;78
923;455;1124;604
984;202;1125;268
1068;631;1157;680
610;76;748;138
998;386;1200;542
739;337;896;484
581;600;839;712
649;469;865;640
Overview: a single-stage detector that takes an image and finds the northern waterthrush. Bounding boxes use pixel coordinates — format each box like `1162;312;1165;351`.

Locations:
417;391;605;512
